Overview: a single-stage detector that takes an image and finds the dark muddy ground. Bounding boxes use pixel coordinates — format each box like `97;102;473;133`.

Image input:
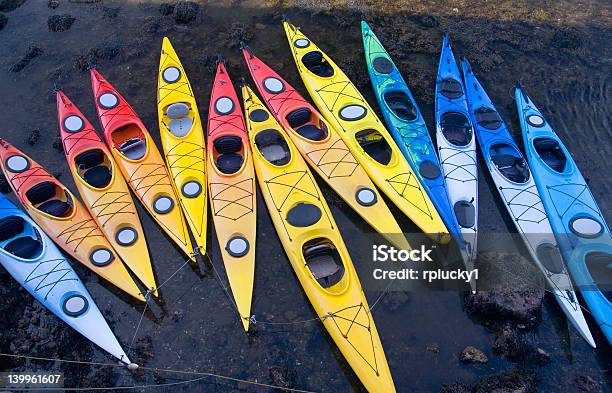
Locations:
0;0;610;392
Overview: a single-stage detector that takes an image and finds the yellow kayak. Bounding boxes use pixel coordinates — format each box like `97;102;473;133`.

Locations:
57;91;157;295
157;37;207;252
242;85;396;393
207;62;257;331
283;21;450;243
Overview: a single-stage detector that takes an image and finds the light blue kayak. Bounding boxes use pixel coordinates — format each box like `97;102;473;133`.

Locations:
516;85;612;346
0;193;132;363
435;34;478;286
462;59;594;347
361;21;461;241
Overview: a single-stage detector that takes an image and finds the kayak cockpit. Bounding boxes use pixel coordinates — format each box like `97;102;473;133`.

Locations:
111;124;147;160
355;129;392;165
535;243;565;274
439;78;464;99
303;238;346;290
0;216;42;259
301;51;334;78
75;149;112;188
212;135;245;174
286;108;328;141
490;143;530;183
440;112;472;146
383;91;418;121
533;138;566;173
26;181;73;218
255;129;291;166
475;106;502;130
164;102;194;138
585;252;612;302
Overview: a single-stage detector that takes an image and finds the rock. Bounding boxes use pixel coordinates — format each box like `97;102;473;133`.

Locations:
141;15;173;35
492;325;549;364
48;14;75;32
0;173;9;194
25;129;40;146
199;53;217;73
102;6;119;19
419;15;439;28
74;44;122;71
575;375;602;393
439;383;471;393
48;0;59;9
174;1;198;24
255;23;266;30
473;370;537;393
554;28;582;50
426;344;439;354
52;137;64;153
30;316;39;325
219;22;253;49
268;366;297;388
460;346;488;364
0;13;7;31
381;291;409;311
0;0;26;12
464;289;543;326
9;45;43;73
159;3;174;16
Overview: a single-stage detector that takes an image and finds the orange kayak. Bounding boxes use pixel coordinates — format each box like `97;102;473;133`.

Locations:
56;90;157;295
207;61;257;331
0;139;144;301
90;68;194;259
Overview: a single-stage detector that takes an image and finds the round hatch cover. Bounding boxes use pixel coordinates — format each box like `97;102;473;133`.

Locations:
63;115;85;133
356;188;377;206
63;294;89;317
226;236;250;257
372;57;393;74
263;77;285;94
286;203;322;227
569;216;603;238
153;195;174;214
215;97;235;115
116;227;138;246
90;248;114;266
162;66;181;83
6;155;29;173
98;93;119;110
182;180;202;198
295;38;310;48
527;114;545;127
339;104;367;121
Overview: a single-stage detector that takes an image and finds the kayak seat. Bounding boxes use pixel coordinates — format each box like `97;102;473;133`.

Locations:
26;182;72;218
287;108;326;141
355;129;392;165
303;241;344;288
0;216;25;241
167;103;193;138
441;112;472;146
301;51;334;78
454;200;475;228
439;78;463;99
383;91;417;121
84;166;112;188
119;138;147;160
534;138;566;173
255;129;291;166
585;252;612;302
475;107;501;130
214;136;244;174
76;150;112;188
5;236;41;259
491;153;529;183
536;243;565;274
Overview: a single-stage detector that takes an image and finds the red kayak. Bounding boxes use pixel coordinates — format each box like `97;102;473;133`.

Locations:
90;68;194;259
207;61;257;331
57;91;157;294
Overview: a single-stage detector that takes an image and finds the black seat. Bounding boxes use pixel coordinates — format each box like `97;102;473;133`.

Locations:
38;199;71;217
26;182;56;205
255;129;291;166
384;91;417;121
216;153;244;174
355;129;392;165
441;112;472;146
287;108;311;128
439;78;463;99
304;242;344;288
491;153;529;183
475;107;501;130
214;136;242;154
534;138;566;173
84;166;112;188
0;216;25;241
5;236;41;259
287;108;327;141
301;51;334;78
76;149;104;169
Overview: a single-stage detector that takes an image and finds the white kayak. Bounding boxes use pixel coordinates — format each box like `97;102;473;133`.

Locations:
0;193;132;363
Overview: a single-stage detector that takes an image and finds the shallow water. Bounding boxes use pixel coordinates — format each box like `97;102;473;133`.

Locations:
0;1;610;392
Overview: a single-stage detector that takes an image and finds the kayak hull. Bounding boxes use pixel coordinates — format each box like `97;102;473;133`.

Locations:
57;91;156;295
0;140;144;301
207;62;257;331
157;37;207;251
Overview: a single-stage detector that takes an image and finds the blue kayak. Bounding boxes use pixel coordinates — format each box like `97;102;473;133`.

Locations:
361;21;460;240
435;34;478;283
0;193;132;363
516;85;612;346
462;59;594;346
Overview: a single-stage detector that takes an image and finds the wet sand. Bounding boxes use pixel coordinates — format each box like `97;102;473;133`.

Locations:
0;0;610;392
